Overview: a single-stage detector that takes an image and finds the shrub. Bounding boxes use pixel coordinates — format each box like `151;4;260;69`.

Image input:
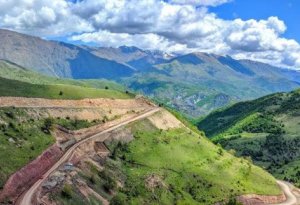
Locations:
89;175;96;184
61;184;73;199
42;118;53;134
5;112;14;119
226;197;242;205
111;193;128;205
99;170;117;192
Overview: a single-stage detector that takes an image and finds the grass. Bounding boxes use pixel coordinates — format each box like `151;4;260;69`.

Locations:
55;118;103;130
0;60;126;91
104;118;280;205
0;77;133;99
53;182;103;205
0;60;134;100
198;89;300;187
0;107;110;188
0;107;55;188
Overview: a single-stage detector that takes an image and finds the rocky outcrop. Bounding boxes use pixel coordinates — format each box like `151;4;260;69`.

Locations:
0;145;63;203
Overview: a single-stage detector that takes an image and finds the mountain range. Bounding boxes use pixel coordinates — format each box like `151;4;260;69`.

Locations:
1;29;300;117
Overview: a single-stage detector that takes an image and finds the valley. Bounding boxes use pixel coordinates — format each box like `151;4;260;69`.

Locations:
1;29;300;118
0;73;287;205
0;28;299;205
2;0;300;204
197;89;300;190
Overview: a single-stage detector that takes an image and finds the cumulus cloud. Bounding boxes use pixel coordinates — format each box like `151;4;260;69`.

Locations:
169;0;232;6
0;0;93;36
0;0;300;68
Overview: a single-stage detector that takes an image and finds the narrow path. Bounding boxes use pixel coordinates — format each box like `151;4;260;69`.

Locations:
270;180;300;205
17;108;160;205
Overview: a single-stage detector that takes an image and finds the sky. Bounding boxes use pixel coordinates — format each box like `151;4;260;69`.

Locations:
0;0;300;69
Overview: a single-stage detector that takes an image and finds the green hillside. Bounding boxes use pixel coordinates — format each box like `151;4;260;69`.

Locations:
123;54;300;118
0;60;133;100
197;89;300;186
0;60;126;91
0;77;132;99
0;59;282;204
103;116;280;205
0;107;55;188
0;63;132;188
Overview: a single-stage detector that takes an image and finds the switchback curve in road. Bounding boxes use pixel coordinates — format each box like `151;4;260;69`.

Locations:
17;107;161;205
270;180;300;205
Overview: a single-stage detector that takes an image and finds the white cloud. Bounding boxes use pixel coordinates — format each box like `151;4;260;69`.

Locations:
70;30;189;53
0;0;93;36
0;0;300;69
169;0;232;6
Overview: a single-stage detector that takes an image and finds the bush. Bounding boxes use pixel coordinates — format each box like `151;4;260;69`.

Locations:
5;112;14;119
103;175;117;192
89;175;96;184
111;193;128;205
42;118;53;134
99;170;117;192
226;197;242;205
61;184;73;199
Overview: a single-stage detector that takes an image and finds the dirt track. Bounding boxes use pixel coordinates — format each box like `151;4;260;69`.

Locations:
17;107;160;205
271;181;300;205
0;97;150;109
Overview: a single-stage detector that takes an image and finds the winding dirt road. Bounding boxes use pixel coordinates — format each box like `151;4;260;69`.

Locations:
17;107;160;205
271;180;300;205
15;105;300;205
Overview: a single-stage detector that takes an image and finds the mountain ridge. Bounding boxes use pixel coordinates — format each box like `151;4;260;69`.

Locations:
1;28;300;117
196;88;300;187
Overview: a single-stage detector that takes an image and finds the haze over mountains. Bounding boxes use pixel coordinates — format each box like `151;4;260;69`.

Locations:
1;29;300;117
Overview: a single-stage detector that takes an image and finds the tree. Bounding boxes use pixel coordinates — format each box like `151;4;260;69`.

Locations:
105;86;109;90
42;118;53;134
59;91;63;96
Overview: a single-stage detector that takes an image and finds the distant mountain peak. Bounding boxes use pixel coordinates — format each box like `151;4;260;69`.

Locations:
118;46;143;53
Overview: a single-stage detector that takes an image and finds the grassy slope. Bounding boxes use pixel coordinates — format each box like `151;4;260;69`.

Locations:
0;107;55;188
124;57;299;118
105;117;280;205
0;77;132;99
0;63;132;188
197;89;300;186
0;60;129;93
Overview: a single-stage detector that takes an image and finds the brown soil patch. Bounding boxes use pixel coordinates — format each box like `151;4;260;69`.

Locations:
0;145;63;203
0;97;154;123
94;142;110;154
145;174;166;191
237;193;286;205
0;97;151;109
148;109;183;130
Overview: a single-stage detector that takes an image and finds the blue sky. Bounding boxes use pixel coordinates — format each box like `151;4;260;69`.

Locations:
1;0;300;69
210;0;300;41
